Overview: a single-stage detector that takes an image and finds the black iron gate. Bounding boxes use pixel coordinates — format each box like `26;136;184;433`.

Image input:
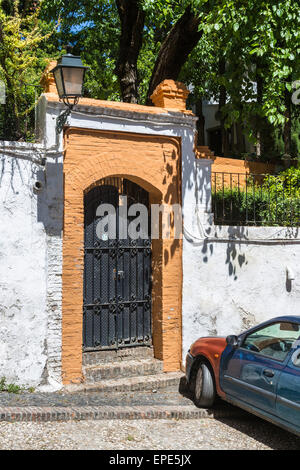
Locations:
83;178;152;350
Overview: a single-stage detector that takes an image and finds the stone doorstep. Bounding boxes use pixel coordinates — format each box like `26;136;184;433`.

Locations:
82;346;154;366
83;358;164;383
65;372;184;394
0;405;247;422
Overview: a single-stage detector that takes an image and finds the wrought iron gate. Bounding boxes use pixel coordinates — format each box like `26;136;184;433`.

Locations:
83;178;152;350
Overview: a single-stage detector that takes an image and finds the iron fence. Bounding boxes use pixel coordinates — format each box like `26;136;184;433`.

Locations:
0;83;42;142
212;171;300;226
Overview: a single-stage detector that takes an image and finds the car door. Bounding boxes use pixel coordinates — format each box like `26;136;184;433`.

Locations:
221;321;300;416
276;340;300;430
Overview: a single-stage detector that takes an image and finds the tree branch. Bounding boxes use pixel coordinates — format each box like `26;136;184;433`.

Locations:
115;0;145;103
146;6;202;104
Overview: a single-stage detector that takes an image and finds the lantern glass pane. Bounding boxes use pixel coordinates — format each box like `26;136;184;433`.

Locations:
53;68;64;98
62;67;84;96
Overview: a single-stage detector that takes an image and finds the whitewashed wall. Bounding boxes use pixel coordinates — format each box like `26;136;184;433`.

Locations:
0;141;63;389
0;142;47;387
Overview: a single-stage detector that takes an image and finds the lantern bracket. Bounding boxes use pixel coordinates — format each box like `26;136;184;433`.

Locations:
56;97;79;134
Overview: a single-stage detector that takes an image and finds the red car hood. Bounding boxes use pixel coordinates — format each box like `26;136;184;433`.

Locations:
190;336;227;357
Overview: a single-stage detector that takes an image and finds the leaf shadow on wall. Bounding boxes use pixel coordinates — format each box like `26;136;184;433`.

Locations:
201;225;249;281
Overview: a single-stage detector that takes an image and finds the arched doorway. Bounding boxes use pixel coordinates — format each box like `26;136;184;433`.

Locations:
62;128;183;384
83;177;152;351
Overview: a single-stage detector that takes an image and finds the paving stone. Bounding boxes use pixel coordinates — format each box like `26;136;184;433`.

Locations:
67;372;183;393
0;384;248;423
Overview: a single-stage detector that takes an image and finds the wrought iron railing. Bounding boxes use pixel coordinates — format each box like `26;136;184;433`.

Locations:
212;171;300;226
0;83;42;142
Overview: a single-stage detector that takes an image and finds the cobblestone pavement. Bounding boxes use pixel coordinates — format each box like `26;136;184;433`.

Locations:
0;386;299;449
0;385;245;421
0;416;299;450
0;386;193;407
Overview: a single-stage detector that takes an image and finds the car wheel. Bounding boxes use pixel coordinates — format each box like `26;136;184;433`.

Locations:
193;361;216;408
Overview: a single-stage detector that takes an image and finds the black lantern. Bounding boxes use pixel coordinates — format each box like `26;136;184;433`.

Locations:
51;52;89;132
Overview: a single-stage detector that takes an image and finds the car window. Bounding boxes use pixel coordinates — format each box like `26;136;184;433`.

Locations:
242;322;300;362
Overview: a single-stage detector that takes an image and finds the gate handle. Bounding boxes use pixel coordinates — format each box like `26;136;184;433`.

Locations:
113;269;124;280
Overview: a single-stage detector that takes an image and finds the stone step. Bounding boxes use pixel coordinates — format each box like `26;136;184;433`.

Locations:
83;358;164;383
82;346;154;366
0;403;247;422
66;372;184;394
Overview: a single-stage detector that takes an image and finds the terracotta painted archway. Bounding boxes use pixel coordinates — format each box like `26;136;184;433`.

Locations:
62;128;183;384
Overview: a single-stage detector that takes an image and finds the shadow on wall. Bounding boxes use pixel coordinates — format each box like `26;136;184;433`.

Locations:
162;144;182;266
201;226;249;281
201;224;300;290
181;127;213;214
0;154;28;194
224;226;248;280
37;161;63;237
181;127;196;200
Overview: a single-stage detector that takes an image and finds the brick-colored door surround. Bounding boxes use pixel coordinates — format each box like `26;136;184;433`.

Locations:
62;128;182;384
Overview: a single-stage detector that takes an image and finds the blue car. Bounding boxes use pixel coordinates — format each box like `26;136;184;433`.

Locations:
185;316;300;437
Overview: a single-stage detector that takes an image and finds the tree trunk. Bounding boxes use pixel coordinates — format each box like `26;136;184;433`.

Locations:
195;99;205;145
146;6;202;104
115;0;145;103
235;122;245;155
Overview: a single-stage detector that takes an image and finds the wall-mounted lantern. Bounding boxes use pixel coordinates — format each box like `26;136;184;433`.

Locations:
51;51;89;133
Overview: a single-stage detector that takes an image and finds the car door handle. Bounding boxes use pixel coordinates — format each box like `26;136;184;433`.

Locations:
263;369;275;378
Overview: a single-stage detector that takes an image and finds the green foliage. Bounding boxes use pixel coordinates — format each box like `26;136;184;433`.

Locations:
0;0;299;153
199;0;300;158
213;168;300;226
0;377;22;394
261;167;300;225
0;0;56;140
40;0;121;101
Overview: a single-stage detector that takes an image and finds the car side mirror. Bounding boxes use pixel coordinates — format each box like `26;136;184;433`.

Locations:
226;335;239;348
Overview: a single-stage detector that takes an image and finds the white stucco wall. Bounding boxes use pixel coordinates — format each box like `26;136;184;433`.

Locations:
0;142;48;387
0;141;63;389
